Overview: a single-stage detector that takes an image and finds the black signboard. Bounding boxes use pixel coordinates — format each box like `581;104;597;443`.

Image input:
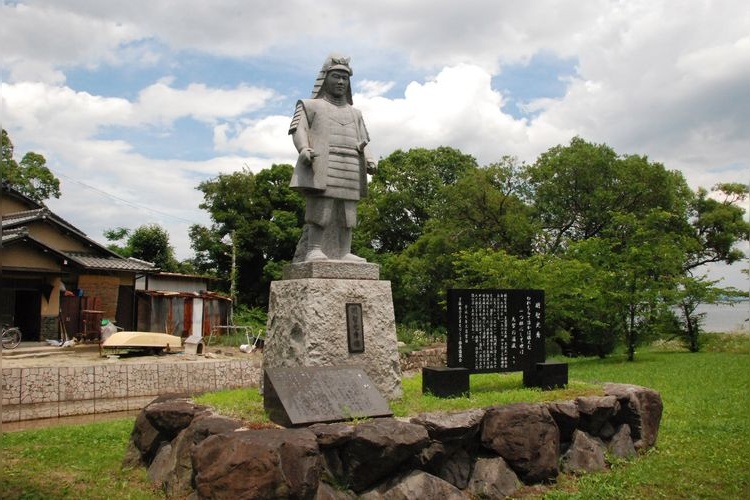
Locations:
447;289;545;373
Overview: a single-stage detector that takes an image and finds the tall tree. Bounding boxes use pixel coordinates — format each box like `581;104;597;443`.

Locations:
104;224;180;272
1;129;61;202
356;146;478;255
685;182;750;270
526;137;691;254
190;164;304;307
385;157;536;326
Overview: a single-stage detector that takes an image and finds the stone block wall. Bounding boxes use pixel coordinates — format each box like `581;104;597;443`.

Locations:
1;359;260;423
129;384;663;498
40;315;59;341
400;345;447;372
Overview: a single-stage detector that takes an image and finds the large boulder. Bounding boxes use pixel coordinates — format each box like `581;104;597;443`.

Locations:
410;408;485;443
360;470;464;500
160;412;246;497
144;398;209;442
192;428;321;499
561;430;606;474
545;401;580;445
340;418;430;492
466;456;521;499
128;409;164;465
575;395;619;438
604;383;663;451
480;403;560;483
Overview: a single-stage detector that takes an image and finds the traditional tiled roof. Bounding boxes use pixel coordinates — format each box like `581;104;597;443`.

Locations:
1;227;28;247
63;252;158;272
2;207;86;235
2;183;158;273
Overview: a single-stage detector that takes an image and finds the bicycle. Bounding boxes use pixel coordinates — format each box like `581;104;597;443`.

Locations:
2;325;22;349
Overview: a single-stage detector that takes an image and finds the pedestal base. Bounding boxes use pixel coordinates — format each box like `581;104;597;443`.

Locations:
422;366;470;398
263;278;402;400
523;362;569;390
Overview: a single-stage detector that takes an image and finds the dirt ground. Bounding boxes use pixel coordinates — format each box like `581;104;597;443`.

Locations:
0;341;262;369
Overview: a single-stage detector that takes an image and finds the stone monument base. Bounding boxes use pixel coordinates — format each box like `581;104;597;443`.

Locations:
263;275;402;400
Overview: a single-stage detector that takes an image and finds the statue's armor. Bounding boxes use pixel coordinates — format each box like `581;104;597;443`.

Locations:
289;98;369;200
325;103;361;200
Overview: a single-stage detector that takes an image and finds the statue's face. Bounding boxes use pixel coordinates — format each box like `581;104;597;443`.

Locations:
323;69;350;98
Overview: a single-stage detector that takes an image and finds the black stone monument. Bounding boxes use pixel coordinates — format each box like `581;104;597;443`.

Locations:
422;288;567;395
447;289;546;373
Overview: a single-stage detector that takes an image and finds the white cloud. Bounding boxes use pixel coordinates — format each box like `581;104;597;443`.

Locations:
135;80;276;125
2;0;748;267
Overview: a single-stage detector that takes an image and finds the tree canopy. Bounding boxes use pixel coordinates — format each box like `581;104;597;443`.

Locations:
189;164;304;306
191;139;749;359
1;129;61;202
105;224;180;272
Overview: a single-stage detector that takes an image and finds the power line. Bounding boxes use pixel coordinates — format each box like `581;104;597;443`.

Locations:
54;170;202;225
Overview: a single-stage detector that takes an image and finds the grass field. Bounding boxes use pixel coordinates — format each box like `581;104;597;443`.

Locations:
2;333;748;499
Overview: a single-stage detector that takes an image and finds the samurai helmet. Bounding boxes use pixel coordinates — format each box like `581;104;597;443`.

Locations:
311;53;353;104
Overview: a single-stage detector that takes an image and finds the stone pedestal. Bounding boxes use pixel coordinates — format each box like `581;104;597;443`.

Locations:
263;262;402;400
422;366;470;398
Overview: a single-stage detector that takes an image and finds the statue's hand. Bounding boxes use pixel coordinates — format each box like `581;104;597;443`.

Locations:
366;159;377;175
299;147;316;166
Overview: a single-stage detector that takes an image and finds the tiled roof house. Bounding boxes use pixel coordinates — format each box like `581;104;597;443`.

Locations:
1;182;158;341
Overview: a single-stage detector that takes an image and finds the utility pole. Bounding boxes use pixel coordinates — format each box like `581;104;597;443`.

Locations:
230;230;237;306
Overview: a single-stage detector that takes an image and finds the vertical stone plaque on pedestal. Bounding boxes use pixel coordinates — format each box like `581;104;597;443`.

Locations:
346;303;365;353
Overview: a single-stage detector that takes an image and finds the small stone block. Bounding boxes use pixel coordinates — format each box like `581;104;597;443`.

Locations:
422;366;470;398
283;261;380;280
523;362;568;390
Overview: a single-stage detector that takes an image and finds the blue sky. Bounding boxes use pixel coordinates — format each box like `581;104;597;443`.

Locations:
2;0;748;291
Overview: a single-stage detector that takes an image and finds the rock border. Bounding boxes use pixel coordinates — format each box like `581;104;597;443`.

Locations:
125;383;662;498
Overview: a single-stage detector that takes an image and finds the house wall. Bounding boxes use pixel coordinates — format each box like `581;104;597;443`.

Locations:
27;224;90;252
136;275;209;293
77;275;121;320
0;196;30;214
1;245;60;271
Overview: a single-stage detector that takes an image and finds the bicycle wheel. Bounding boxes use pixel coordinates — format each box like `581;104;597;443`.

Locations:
2;328;22;349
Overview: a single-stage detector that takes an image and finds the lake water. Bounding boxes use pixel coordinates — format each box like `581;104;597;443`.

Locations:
697;301;750;332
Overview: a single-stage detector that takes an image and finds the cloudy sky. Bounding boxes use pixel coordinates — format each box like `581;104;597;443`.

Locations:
2;0;748;289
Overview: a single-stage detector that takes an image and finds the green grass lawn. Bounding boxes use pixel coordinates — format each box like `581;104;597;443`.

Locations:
2;333;748;499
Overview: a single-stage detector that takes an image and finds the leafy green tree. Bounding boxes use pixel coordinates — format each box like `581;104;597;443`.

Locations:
589;211;689;360
382;157;536;327
685;183;750;271
1;129;61;202
526;137;692;254
190;164;304;307
104;224;180;272
356;147;478;255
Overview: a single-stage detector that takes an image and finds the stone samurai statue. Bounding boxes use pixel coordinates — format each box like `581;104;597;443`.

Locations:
289;54;377;263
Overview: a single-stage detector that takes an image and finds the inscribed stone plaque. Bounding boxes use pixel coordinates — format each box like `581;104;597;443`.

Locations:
346;303;365;353
447;289;545;373
264;366;392;427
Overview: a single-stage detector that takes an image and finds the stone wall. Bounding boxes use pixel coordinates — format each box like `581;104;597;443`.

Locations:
1;359;260;423
400;345;446;372
40;315;58;341
129;383;663;498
